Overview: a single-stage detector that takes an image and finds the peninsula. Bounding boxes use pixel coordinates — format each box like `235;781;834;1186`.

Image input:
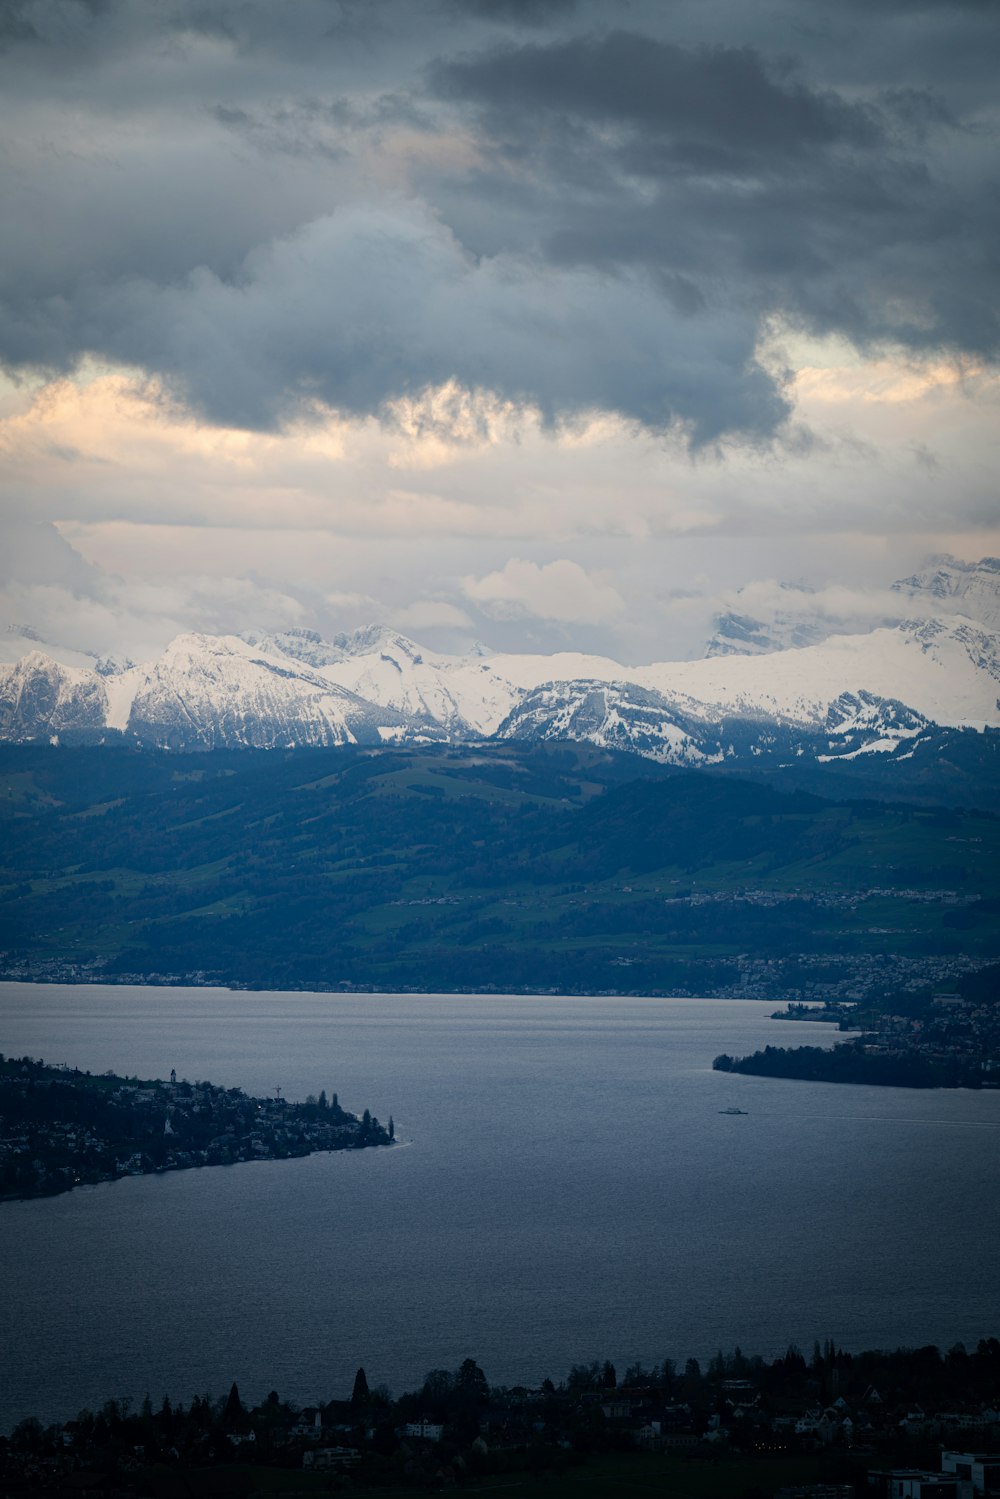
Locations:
0;1055;393;1201
714;963;1000;1089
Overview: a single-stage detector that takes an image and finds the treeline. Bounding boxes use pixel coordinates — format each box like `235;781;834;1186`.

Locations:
4;1338;999;1470
713;1041;986;1089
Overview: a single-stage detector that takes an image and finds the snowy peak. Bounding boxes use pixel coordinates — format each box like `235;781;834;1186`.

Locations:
496;678;943;770
824;690;930;738
496;679;720;765
126;633;421;750
320;640;519;737
705;582;836;658
704;555;1000;659
1;602;999;775
329;624;425;660
641;617;1000;730
240;628;348;669
0;651;108;741
893;556;1000;630
94;655;135;678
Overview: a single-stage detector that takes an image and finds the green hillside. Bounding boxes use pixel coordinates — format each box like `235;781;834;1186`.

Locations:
1;744;997;997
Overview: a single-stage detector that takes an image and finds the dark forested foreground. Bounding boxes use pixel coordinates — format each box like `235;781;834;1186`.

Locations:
714;962;1000;1090
3;1340;1000;1497
0;1055;392;1201
2;743;998;1001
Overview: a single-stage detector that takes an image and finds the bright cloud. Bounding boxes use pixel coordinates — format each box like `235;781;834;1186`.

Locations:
0;0;998;662
462;559;625;624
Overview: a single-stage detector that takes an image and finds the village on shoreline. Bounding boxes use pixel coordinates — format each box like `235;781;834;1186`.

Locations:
0;1055;392;1202
720;969;1000;1089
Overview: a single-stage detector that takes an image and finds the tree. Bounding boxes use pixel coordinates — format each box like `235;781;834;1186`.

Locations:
567;1362;601;1391
421;1369;453;1409
602;1360;617;1389
457;1358;489;1405
223;1381;243;1428
351;1367;370;1406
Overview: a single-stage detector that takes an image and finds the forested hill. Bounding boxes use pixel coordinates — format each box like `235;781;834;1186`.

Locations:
1;744;998;997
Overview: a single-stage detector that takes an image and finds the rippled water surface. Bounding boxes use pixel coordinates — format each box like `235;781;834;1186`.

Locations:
2;982;999;1429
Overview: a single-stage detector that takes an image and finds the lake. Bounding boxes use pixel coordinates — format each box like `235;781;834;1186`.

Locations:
2;982;999;1432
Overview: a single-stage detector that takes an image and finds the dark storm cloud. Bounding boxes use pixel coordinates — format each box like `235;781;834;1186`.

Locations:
0;0;996;443
426;31;1000;360
431;31;881;161
443;0;578;21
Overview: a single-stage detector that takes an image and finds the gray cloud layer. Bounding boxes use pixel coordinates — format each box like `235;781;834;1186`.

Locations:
0;0;997;441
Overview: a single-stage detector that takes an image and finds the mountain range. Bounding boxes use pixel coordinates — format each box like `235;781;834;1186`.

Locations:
1;559;998;797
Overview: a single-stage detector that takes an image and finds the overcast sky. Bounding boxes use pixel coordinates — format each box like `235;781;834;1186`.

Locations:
1;0;998;662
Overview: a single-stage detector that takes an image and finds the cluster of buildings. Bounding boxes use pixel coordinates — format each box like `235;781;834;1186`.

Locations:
0;1056;390;1200
868;1451;1000;1497
4;1354;1000;1498
856;999;1000;1079
728;951;983;1004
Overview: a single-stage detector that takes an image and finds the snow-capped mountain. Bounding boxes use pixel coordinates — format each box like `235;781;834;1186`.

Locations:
0;651;109;741
87;634;424;751
240;627;349;670
705;582;842;658
319;630;523;737
893;557;1000;631
134;634;436;750
497;679;939;767
1;593;998;773
496;680;724;764
634;619;1000;729
705;556;1000;660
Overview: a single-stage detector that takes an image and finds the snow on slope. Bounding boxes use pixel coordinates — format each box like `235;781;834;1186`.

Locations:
634;619;1000;729
258;621;1000;736
498;679;943;766
705;581;839;658
705;609;831;658
240;628;348;669
125;634;418;749
1;608;998;752
478;620;1000;731
318;630;524;737
703;558;1000;661
0;651;108;739
496;680;722;763
893;557;1000;631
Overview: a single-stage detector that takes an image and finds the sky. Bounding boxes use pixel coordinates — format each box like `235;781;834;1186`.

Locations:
1;0;998;664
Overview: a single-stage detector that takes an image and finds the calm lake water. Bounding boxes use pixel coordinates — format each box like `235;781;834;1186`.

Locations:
2;982;999;1431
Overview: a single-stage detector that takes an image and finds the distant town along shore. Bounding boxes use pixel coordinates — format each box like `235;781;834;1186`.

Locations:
716;963;1000;1089
0;1055;393;1201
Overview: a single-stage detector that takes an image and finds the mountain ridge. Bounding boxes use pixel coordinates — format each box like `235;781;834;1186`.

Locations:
2;571;1000;794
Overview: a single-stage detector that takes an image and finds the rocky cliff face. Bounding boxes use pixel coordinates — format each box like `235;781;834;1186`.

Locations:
0;652;108;742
